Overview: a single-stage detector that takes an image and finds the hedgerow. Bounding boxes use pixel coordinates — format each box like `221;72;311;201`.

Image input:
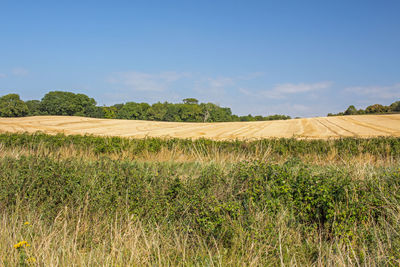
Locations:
1;132;399;158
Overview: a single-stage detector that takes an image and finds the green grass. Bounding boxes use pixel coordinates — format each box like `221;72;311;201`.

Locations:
1;132;400;160
1;132;400;265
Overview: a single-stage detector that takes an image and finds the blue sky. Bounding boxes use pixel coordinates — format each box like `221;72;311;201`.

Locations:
1;0;399;117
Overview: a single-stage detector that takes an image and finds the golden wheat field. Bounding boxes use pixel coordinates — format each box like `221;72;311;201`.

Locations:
0;114;400;140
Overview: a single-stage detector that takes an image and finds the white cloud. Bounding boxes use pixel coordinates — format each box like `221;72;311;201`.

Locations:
207;77;235;88
105;70;267;107
107;71;191;92
239;81;333;99
193;76;237;98
264;81;333;98
107;71;264;96
345;83;400;99
0;73;6;78
238;88;253;96
272;81;332;94
237;72;265;80
12;67;29;76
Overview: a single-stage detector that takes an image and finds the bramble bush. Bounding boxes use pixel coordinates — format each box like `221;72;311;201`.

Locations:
1;133;400;264
1;155;399;248
1;132;399;158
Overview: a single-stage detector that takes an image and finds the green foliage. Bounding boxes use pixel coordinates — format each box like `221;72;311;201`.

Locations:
0;156;399;251
183;98;199;105
102;106;117;119
40;91;97;116
117;102;150;120
0;91;291;122
0;94;28;117
1;132;399;160
344;105;357;115
366;104;389;114
329;100;400;116
25;100;42;116
390;101;400;112
1;133;400;264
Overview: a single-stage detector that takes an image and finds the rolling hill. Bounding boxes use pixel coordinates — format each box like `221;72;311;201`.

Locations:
1;114;400;140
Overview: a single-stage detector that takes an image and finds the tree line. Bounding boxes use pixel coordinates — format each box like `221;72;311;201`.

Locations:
328;101;400;117
0;91;291;122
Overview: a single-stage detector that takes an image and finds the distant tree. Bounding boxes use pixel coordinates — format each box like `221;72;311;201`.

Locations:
0;93;28;117
182;98;199;105
390;101;400;112
0;90;293;122
40;91;96;116
357;109;366;115
86;106;105;118
366;104;388;114
164;104;182;122
254;115;264;121
25;100;42;115
240;114;254;121
117;102;150;120
112;103;125;111
75;93;98;116
147;102;168;121
230;114;240;121
344;105;358;115
179;103;203;122
103;106;117;119
266;114;291;120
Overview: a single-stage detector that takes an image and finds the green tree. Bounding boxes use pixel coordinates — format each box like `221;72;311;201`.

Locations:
40;91;97;116
179;103;203;122
344;105;358;115
117;102;150;120
147;102;168;121
164;104;182;122
203;103;233;122
389;101;400;112
75;93;98;116
25;100;42;115
182;98;199;105
0;94;28;117
103;106;117;119
365;104;388;114
86;106;105;118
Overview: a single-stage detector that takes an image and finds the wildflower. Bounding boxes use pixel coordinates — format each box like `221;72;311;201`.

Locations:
26;257;36;263
24;222;30;225
14;241;30;249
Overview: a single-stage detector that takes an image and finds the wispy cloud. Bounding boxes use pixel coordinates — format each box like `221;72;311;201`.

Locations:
239;81;333;99
107;71;191;92
207;77;235;88
272;81;333;94
11;67;29;76
345;83;400;99
107;71;263;99
0;73;6;78
263;81;333;99
194;72;264;97
237;72;265;80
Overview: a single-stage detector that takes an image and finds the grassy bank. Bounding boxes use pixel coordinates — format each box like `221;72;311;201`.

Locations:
1;132;400;164
1;133;400;265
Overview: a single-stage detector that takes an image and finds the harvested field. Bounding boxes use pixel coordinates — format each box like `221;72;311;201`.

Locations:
0;114;399;140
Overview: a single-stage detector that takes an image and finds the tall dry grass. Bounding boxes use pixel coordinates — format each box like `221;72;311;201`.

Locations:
1;133;400;266
2;206;399;266
0;140;397;167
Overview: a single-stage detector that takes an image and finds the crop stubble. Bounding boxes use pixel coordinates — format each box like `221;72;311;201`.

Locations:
0;114;399;140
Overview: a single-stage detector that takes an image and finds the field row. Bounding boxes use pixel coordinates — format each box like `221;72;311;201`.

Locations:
1;114;400;139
